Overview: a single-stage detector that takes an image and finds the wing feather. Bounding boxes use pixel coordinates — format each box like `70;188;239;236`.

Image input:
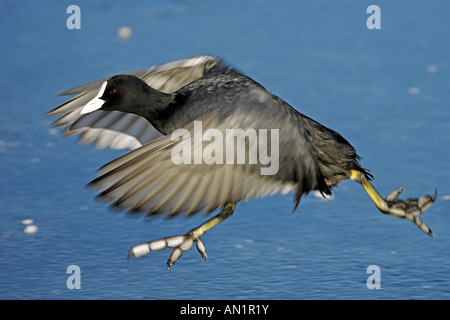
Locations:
47;55;224;150
51;56;333;217
87;86;324;217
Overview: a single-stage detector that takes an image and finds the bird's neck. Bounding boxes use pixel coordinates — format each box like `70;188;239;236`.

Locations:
131;88;176;132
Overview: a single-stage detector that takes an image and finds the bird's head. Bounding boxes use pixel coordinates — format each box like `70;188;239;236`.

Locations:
80;74;165;115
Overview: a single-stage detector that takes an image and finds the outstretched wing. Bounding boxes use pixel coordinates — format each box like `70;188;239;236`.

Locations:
46;55;225;150
88;87;329;217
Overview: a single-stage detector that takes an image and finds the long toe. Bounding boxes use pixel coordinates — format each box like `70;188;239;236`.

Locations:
128;233;209;272
166;236;208;272
384;188;437;236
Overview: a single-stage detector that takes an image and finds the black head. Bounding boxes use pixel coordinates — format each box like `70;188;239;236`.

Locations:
81;74;171;116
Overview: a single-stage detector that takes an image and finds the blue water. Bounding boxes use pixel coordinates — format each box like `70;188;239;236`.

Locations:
0;1;449;300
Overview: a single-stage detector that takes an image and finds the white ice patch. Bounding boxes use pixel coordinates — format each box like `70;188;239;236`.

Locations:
81;81;107;115
24;225;38;235
314;190;334;201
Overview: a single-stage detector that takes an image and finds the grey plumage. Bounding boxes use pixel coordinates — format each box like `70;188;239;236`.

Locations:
47;55;370;217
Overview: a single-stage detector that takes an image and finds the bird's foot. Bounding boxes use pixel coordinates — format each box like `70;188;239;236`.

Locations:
127;203;235;271
127;232;207;272
382;187;437;236
350;169;437;236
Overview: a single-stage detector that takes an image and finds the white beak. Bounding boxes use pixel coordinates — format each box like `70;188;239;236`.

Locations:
80;81;107;115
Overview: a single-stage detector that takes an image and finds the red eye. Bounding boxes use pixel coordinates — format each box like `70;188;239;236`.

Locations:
110;89;117;95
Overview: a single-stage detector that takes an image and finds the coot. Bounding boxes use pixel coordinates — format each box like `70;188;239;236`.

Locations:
47;55;436;271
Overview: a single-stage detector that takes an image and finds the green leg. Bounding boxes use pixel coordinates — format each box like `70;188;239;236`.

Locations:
350;169;436;236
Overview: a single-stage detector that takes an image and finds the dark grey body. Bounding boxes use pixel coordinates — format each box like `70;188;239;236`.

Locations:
46;56;437;268
96;64;369;210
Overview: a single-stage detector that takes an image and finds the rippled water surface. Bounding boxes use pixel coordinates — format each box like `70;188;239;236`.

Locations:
1;1;449;299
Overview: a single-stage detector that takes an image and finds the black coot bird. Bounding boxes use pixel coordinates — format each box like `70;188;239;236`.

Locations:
47;55;436;271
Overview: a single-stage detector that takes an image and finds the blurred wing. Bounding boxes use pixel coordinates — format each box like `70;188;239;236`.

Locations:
47;55;225;150
88;88;327;217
